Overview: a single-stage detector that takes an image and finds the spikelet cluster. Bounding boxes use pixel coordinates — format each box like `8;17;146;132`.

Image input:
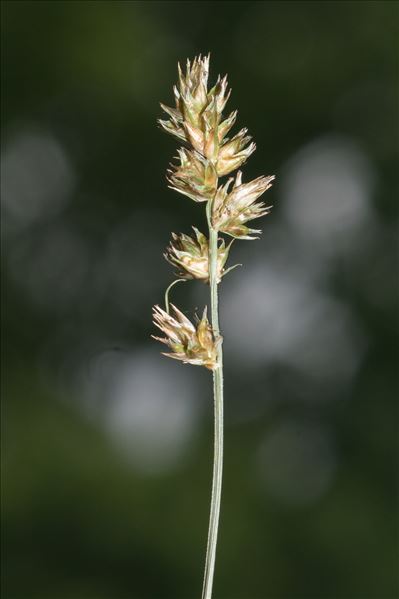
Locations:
153;54;274;367
212;172;275;239
168;149;217;203
159;55;255;176
152;305;217;370
165;228;232;283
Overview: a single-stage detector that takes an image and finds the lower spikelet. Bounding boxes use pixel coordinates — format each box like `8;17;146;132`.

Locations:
152;304;217;370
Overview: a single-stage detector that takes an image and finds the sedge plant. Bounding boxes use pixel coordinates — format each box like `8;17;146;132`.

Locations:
152;54;274;599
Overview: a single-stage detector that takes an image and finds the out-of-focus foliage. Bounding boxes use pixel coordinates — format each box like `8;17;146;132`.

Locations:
1;1;398;598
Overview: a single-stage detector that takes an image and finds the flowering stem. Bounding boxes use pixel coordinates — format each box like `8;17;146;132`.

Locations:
202;205;224;599
156;54;275;599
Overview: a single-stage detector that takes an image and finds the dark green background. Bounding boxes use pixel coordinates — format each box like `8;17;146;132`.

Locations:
2;1;398;598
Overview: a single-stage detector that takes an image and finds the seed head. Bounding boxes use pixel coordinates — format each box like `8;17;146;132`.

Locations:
167;148;217;203
212;171;274;239
164;227;232;283
152;304;217;370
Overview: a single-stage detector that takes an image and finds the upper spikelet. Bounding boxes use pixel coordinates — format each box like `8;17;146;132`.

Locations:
158;54;254;176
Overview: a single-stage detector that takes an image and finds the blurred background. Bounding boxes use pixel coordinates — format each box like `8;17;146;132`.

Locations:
1;1;398;598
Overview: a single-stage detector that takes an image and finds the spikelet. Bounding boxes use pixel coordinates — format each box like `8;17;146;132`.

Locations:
164;228;232;283
167;148;217;203
216;128;256;177
158;54;254;174
212;171;275;239
152;304;217;370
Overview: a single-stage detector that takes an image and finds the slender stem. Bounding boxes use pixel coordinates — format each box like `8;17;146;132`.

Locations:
164;278;186;314
202;207;224;599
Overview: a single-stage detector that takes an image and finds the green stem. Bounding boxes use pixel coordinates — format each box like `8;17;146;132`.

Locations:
164;278;186;314
202;207;224;599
